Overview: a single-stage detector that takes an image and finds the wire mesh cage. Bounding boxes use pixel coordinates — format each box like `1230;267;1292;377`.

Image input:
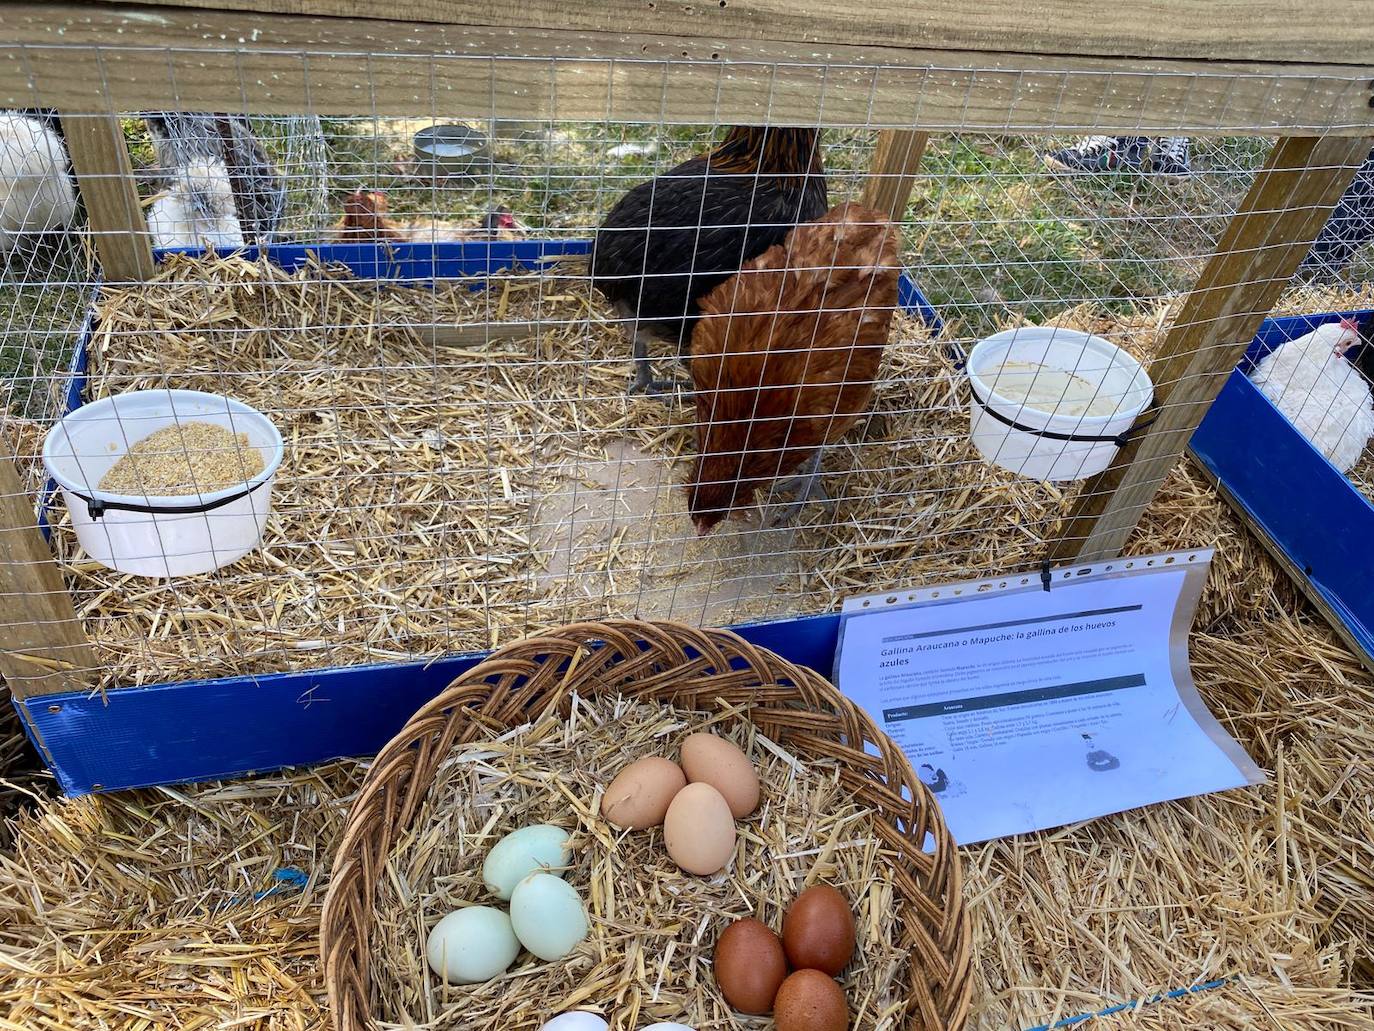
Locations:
1;10;1373;790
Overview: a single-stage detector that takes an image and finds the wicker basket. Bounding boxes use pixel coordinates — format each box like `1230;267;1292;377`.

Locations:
320;619;972;1030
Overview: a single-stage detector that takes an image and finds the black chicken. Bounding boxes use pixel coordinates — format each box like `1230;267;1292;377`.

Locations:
1352;311;1374;386
590;126;828;394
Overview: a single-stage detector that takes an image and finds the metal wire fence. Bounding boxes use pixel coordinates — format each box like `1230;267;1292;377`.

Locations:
1;60;1371;695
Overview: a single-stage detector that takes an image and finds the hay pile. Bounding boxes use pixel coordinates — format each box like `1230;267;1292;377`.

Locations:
0;411;46;499
4;473;1374;1028
369;698;914;1029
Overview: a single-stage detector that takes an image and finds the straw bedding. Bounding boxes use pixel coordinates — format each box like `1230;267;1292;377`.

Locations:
4;261;1374;1028
51;257;1374;692
55;253;1092;690
4;482;1374;1028
368;697;913;1030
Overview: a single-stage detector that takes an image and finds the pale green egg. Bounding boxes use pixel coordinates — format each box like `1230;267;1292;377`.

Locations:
425;906;520;984
509;872;589;961
482;824;572;901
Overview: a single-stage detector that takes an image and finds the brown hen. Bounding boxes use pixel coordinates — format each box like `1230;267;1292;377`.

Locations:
333;189;407;243
334;191;524;244
687;202;901;534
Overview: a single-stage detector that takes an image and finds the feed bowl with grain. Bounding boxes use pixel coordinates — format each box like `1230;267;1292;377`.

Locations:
966;327;1153;482
42;389;283;578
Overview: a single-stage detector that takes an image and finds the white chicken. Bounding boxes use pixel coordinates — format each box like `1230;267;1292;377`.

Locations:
0;112;77;256
147;157;244;251
1249;318;1374;473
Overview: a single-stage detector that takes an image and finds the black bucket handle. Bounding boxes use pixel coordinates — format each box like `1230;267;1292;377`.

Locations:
969;382;1156;448
71;477;270;521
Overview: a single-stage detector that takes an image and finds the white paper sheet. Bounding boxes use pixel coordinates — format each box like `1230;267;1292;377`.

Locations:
835;552;1263;845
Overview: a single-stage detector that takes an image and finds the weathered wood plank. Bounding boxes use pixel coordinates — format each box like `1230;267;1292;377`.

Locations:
3;5;1372;134
860;130;929;223
0;457;99;701
62;111;155;282
87;0;1374;67
1047;135;1374;565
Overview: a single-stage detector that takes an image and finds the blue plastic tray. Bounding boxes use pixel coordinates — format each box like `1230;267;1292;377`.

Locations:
1190;310;1374;667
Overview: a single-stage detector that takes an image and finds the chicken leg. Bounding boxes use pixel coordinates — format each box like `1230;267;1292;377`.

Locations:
628;333;693;397
769;449;833;526
618;302;692;398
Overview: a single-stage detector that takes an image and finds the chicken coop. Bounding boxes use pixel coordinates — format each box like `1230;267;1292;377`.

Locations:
1;1;1373;795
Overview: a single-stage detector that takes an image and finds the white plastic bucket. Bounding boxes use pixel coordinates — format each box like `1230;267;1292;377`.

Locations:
966;327;1154;482
42;389;283;578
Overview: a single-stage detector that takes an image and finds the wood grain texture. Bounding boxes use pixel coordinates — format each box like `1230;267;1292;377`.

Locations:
0;457;99;701
62;112;154;282
1047;135;1374;565
4;5;1373;134
860;130;929;223
88;0;1374;66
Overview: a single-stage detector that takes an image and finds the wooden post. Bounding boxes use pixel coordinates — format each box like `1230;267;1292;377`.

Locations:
0;456;98;700
1047;135;1374;564
860;130;930;222
63;111;155;282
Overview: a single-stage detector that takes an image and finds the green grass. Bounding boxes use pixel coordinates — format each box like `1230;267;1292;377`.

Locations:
313;124;1274;340
905;135;1266;338
0;234;94;419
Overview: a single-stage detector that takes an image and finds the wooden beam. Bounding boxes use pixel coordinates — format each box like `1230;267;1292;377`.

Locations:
62;111;155;283
1047;135;1374;565
0;456;99;701
3;5;1373;135
860;130;929;222
87;0;1374;67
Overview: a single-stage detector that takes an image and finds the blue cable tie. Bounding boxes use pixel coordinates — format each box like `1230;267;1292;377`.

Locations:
250;867;310;902
1022;977;1234;1031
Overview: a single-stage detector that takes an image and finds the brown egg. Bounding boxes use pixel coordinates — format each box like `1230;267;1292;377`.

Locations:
663;782;736;875
601;756;686;830
773;969;848;1031
713;917;788;1014
680;731;760;818
782;884;855;975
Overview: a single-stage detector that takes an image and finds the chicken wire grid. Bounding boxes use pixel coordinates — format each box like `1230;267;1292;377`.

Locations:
3;104;1359;698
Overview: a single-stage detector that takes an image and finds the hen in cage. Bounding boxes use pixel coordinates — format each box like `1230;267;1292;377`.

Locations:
1249;317;1374;473
590;125;829;396
404;204;526;243
144;113;287;242
147;157;245;251
0;112;77;260
333;188;407;243
333;188;524;243
688;202;901;534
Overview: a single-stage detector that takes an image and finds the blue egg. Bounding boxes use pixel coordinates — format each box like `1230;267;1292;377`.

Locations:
425;906;520;984
482;824;572;901
509;872;589;961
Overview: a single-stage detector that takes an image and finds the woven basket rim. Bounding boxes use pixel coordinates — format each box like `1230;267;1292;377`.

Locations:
319;618;972;1031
